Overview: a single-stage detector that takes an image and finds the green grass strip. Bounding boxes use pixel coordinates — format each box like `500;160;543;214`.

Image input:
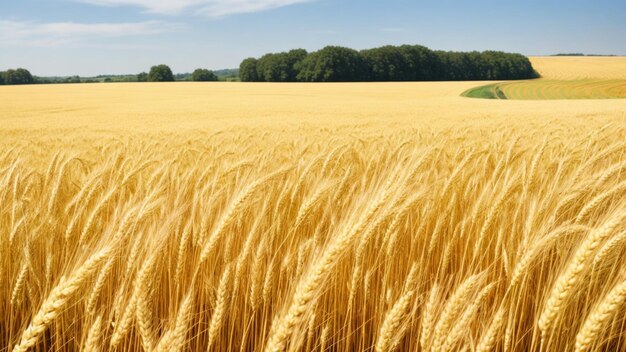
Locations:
461;83;507;99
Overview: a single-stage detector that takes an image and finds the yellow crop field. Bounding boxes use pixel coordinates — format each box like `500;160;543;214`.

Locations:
498;79;626;99
463;56;626;100
530;56;626;80
1;70;626;352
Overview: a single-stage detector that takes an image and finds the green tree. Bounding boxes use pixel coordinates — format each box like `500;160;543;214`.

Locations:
284;49;308;81
297;46;369;82
191;69;218;81
148;65;175;82
239;58;259;82
361;46;411;81
255;53;278;82
398;45;438;81
4;68;35;85
137;72;148;82
65;76;81;84
255;49;308;82
0;72;4;85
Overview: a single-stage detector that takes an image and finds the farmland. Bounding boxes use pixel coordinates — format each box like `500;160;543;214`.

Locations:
530;57;626;80
1;57;626;352
463;56;626;99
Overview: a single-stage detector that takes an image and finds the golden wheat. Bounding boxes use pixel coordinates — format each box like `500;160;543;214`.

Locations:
1;72;626;351
575;277;626;352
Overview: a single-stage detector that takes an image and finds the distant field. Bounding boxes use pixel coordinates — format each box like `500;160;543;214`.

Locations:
464;79;626;100
463;56;626;99
530;56;626;80
500;79;626;99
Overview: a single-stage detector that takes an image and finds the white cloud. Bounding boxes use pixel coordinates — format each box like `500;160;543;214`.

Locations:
75;0;207;14
74;0;314;17
197;0;314;17
0;20;183;47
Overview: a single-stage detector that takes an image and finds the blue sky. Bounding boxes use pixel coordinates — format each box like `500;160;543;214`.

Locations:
1;0;624;76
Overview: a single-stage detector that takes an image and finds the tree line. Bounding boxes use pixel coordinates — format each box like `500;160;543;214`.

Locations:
0;65;232;85
239;45;539;82
0;68;35;85
128;66;222;82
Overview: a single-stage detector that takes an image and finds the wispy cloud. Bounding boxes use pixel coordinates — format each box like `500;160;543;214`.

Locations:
198;0;315;17
74;0;315;17
74;0;208;14
0;20;183;47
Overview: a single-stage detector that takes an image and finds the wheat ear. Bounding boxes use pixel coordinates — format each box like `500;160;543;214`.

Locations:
420;283;440;351
539;213;625;333
510;224;588;288
199;168;289;265
13;247;111;352
83;315;104;352
431;274;482;350
575;278;626;352
592;230;626;269
208;264;232;350
10;262;28;306
375;290;415;352
264;182;393;352
86;256;115;316
135;252;159;352
109;294;137;348
175;222;192;288
476;305;506;352
155;289;194;352
440;282;496;352
576;181;626;223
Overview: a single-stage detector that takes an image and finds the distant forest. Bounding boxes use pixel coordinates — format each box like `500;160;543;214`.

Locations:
239;45;539;82
0;67;239;85
1;45;542;85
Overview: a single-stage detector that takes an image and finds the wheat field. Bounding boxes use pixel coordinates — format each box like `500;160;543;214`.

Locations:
463;56;626;100
1;59;626;352
497;79;626;100
529;57;626;80
467;79;626;100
